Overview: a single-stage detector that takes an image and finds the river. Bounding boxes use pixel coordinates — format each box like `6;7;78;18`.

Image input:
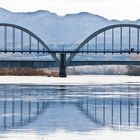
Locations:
0;75;140;140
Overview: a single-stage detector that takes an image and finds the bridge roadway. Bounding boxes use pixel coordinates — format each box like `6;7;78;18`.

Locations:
0;50;139;54
0;60;139;68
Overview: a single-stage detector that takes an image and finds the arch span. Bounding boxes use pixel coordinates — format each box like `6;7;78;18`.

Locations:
0;23;59;64
67;24;140;65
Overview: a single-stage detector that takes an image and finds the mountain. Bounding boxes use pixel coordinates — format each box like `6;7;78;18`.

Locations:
0;7;139;46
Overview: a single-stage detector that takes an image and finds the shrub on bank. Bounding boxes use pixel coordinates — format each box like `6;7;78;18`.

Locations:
127;65;140;76
0;68;58;77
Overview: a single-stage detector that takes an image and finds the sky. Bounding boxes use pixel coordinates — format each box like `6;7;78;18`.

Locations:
0;0;139;20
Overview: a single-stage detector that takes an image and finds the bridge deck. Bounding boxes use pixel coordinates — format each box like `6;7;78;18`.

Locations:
0;60;138;68
69;61;140;66
0;50;139;54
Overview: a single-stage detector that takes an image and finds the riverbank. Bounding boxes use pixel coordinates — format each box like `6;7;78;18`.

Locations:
1;128;140;140
0;68;58;77
0;75;139;85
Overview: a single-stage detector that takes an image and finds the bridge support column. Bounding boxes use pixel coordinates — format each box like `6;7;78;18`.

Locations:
59;53;67;77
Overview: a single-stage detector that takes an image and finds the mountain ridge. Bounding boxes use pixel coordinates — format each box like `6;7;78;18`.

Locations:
0;7;139;45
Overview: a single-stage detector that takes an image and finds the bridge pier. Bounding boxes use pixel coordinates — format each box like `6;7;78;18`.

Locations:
59;53;67;77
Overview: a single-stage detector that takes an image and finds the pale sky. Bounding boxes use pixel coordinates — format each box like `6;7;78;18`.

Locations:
0;0;140;20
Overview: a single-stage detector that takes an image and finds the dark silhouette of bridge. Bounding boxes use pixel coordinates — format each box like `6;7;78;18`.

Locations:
0;23;140;77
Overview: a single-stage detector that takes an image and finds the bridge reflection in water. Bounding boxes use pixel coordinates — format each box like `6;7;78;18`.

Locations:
77;94;140;129
1;88;47;130
0;84;140;132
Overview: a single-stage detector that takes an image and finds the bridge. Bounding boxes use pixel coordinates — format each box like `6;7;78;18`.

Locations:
0;23;140;77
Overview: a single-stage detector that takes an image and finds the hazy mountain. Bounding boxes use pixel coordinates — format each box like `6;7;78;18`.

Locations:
0;7;129;45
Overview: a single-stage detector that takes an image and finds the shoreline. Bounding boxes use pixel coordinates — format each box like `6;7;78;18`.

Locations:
0;75;139;85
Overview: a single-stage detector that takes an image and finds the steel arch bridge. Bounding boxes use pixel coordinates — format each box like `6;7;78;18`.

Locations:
0;23;140;77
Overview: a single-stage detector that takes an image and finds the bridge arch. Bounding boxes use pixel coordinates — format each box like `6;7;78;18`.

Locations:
67;24;140;65
0;23;59;63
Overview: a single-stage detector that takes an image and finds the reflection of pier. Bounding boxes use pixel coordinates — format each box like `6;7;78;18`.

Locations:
76;94;140;129
0;91;47;130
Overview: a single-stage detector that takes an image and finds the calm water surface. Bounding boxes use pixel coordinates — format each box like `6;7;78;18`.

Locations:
0;83;140;135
